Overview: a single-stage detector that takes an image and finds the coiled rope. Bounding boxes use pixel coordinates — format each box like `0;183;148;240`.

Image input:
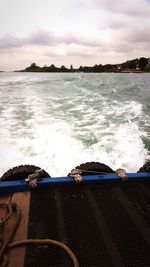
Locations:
7;239;79;267
0;203;79;267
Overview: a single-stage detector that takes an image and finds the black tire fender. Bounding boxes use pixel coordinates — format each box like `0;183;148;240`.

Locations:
138;160;150;172
0;165;50;181
68;161;114;176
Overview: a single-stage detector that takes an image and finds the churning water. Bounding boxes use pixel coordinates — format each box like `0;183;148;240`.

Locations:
0;72;150;177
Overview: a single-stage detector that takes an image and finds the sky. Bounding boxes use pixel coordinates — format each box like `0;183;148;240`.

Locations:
0;0;150;71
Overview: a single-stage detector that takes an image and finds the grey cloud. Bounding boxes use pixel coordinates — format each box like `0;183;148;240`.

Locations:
60;34;101;47
98;19;130;31
108;20;129;30
45;50;94;58
61;50;94;57
1;27;149;61
91;0;150;17
111;43;134;53
0;30;101;53
127;28;150;43
26;30;56;45
0;35;24;50
105;24;150;54
118;26;150;43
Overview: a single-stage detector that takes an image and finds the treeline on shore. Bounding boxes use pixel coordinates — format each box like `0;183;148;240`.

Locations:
21;57;150;73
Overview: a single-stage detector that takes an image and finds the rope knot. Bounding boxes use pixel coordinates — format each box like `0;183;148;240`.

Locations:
69;169;83;184
25;168;44;188
115;168;128;182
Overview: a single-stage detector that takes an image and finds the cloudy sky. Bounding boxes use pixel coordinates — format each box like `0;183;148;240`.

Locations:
0;0;150;71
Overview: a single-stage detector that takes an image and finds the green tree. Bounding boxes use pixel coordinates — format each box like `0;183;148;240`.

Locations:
61;65;68;72
31;63;36;68
93;64;104;72
139;57;148;70
25;63;41;72
48;64;56;72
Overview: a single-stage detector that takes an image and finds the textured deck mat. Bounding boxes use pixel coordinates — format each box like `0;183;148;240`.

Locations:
24;181;150;267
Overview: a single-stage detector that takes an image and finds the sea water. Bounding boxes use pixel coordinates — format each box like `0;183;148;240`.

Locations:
0;72;149;177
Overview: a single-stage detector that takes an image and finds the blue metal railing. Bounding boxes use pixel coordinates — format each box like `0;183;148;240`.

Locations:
0;172;150;194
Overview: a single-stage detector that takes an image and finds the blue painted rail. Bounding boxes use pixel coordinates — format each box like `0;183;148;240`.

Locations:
0;172;150;194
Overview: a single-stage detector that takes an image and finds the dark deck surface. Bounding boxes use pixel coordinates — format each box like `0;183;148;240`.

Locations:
25;180;150;267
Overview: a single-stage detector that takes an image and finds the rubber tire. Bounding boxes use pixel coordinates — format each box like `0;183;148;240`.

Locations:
138;160;150;172
0;165;50;181
68;161;114;176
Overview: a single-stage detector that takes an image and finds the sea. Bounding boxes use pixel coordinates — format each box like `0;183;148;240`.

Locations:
0;72;150;177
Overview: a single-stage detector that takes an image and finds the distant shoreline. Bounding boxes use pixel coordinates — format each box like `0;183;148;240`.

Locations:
16;57;150;73
1;70;150;74
1;57;150;73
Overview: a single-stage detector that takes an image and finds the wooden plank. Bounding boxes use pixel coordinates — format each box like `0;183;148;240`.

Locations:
0;192;30;267
0;195;12;225
7;192;30;267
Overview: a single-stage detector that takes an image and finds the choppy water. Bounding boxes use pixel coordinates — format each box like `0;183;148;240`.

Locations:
0;72;150;177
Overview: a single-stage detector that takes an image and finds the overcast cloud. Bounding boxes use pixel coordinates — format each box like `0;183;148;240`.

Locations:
0;0;150;70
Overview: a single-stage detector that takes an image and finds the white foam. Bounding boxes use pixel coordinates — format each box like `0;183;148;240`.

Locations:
0;73;149;178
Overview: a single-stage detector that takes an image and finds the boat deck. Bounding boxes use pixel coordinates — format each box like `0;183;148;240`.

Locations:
1;175;150;266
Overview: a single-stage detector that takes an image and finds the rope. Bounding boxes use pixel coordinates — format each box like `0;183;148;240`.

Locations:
0;254;8;267
79;168;128;181
25;168;44;188
69;168;114;184
7;239;79;267
0;203;15;224
0;203;21;267
77;169;113;174
69;168;128;184
0;203;79;267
